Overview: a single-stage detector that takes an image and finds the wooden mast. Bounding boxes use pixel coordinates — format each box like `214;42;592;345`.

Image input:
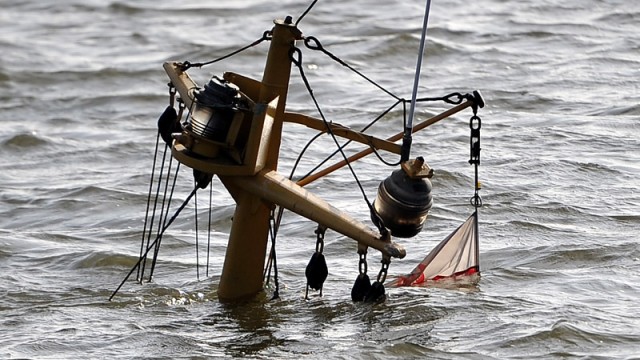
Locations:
216;17;299;301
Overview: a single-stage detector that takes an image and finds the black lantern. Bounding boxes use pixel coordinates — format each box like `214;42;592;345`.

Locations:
188;76;241;142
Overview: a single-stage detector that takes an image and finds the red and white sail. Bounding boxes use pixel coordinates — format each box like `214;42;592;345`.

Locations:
389;212;479;287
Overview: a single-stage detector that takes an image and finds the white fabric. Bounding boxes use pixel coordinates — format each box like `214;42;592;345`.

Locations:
389;212;479;287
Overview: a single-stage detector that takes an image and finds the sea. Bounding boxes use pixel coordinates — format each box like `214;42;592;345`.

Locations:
1;0;639;359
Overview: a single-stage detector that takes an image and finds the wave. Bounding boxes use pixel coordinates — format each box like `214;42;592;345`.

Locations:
489;241;639;272
1;132;51;148
70;251;140;270
497;318;640;355
595;10;640;25
587;104;640;116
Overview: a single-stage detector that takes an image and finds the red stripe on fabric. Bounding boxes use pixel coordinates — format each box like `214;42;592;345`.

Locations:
415;266;479;284
413;273;426;285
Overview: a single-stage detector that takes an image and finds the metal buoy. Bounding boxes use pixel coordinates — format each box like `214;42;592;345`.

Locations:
372;157;433;238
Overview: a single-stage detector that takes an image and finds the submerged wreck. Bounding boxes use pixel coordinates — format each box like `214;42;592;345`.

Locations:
111;2;484;303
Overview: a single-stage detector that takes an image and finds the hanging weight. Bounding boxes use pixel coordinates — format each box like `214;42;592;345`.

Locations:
364;281;386;303
351;273;372;302
305;251;328;291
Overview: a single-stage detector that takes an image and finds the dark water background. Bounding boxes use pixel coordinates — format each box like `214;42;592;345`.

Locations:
1;0;639;358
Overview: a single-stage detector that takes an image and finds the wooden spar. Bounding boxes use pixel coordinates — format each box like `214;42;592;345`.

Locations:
283;112;402;154
295;100;475;187
230;170;406;258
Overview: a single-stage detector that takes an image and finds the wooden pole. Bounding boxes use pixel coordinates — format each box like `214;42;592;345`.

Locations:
217;18;299;301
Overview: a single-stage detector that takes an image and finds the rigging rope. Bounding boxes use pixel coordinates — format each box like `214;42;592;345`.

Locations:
148;161;181;281
290;45;385;235
148;94;185;281
296;0;319;26
179;31;273;71
137;131;162;282
263;208;282;300
297;99;404;182
110;184;201;301
303;36;400;101
403;0;433;162
206;182;213;278
146;156;178;282
194;177;200;281
138;145;169;282
139;88;180;282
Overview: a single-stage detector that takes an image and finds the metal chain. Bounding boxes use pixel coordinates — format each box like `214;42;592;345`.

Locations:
314;224;326;254
469;107;483;209
358;250;368;275
376;257;391;284
168;82;176;107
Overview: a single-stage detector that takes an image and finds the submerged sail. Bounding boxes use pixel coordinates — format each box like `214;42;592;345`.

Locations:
389;212;479;287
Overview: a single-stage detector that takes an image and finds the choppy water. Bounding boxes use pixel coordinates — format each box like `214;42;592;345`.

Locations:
1;0;639;358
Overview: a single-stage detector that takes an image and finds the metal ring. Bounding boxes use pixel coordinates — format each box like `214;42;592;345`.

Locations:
470;115;482;130
304;36;322;51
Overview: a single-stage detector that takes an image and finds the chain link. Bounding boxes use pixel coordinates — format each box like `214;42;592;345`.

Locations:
469;115;481;166
314;224;326;254
167;83;176;108
358;251;368;275
376;257;390;283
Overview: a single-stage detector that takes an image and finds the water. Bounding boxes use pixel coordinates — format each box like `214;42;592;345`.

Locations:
1;0;639;358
